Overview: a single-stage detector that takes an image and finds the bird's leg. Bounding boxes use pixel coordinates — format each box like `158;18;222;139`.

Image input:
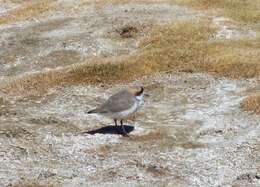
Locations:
114;119;120;133
120;120;128;136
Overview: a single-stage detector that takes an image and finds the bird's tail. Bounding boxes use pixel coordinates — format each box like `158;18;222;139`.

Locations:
87;108;98;114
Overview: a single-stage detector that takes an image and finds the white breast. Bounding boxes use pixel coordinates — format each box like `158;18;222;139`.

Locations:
109;101;140;120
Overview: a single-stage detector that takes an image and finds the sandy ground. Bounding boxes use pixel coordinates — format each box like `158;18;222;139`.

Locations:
0;1;259;186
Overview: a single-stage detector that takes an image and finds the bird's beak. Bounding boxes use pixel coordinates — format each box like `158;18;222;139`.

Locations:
144;93;150;97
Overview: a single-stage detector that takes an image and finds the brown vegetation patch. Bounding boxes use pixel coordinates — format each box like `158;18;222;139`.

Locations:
0;57;134;95
1;21;259;96
171;0;260;25
128;129;181;150
6;179;55;187
129;130;166;143
0;21;212;95
206;39;260;78
177;142;206;149
241;94;260;114
0;0;54;24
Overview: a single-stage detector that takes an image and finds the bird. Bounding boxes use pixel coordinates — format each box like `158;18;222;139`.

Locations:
87;87;144;136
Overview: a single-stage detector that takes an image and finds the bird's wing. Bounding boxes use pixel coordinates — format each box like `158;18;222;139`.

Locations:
98;90;135;113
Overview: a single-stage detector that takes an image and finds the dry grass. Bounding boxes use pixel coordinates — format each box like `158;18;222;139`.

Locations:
9;180;55;187
0;0;54;24
206;38;260;78
1;20;260;96
241;94;260;114
128;129;206;149
171;0;260;24
1;0;259;25
82;21;213;76
128;130;167;142
1;21;211;95
127;129;178;150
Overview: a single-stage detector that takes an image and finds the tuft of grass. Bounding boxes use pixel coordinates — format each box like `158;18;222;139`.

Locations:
171;0;260;24
0;0;54;24
241;94;260;114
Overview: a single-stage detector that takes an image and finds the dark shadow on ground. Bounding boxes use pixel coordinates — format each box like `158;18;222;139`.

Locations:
84;125;134;135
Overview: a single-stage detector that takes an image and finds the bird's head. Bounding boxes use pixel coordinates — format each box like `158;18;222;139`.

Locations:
128;86;145;102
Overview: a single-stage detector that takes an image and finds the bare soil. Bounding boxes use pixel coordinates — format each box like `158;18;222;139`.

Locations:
0;1;259;186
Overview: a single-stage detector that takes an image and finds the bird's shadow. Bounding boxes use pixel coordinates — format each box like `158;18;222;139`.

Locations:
83;125;134;135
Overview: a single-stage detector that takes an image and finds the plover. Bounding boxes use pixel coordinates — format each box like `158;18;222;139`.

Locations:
87;87;144;136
